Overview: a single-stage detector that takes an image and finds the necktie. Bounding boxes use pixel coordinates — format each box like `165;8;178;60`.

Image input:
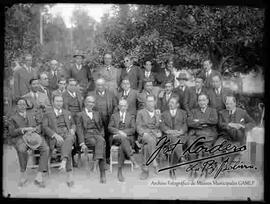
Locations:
216;89;219;95
34;93;38;101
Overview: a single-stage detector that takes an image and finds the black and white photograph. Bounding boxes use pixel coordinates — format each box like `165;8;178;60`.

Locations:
2;2;266;200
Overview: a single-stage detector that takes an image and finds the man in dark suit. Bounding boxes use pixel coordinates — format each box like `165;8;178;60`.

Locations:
13;54;37;100
51;77;67;99
62;78;84;167
108;98;139;182
87;77;118;166
155;61;175;88
120;55;144;92
76;95;107;183
183;76;208;116
142;60;157;86
157;79;176;113
173;73;189;109
42;95;76;187
216;96;255;152
208;74;233;112
117;78;139;117
47;60;66;91
38;72;52;101
9;98;49;187
198;59;221;89
160;96;188;179
136;95;162;180
66;51;94;97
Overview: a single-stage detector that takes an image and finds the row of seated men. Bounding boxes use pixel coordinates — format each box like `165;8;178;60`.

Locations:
8;73;256;188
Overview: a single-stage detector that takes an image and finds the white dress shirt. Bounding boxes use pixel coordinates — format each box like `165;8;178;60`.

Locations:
145;71;151;78
201;107;207;113
54;108;62;116
170;109;177;117
165;69;170;77
76;64;82;71
123;89;130;97
215;87;222;95
147;110;155;118
67;90;76;98
119;111;126;123
85;108;93;120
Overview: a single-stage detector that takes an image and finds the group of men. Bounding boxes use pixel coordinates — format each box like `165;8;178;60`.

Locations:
7;51;256;188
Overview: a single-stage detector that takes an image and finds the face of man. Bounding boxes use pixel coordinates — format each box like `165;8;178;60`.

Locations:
198;95;209;109
17;99;27;113
178;79;186;87
85;96;95;111
167;60;174;71
121;80;130;91
124;57;132;68
40;74;49;87
67;80;77;93
144;61;152;72
144;82;153;92
195;78;203;90
53;96;63;110
51;61;58;71
212;75;222;89
58;80;66;91
104;54;112;66
146;96;156;112
118;100;128;113
225;97;236;111
25;55;33;67
168;98;179;110
31;79;40;92
165;82;173;93
96;79;105;92
75;56;83;65
203;60;212;72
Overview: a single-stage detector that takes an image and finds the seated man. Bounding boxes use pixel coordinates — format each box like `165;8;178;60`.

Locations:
136;95;162;180
160;96;188;180
187;93;218;177
8;98;49;188
215;96;256;161
157;79;176;113
42;95;76;187
76;95;107;183
108;98;139;182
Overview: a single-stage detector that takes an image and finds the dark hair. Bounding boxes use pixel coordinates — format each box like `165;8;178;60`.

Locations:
67;78;77;84
58;77;67;83
29;77;39;85
169;95;179;104
225;95;236;103
16;97;27;105
121;77;130;84
146;94;156;101
198;93;209;100
212;74;222;80
164;79;174;86
52;94;63;102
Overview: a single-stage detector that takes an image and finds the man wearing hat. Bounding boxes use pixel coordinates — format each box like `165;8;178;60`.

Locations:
8;98;49;188
47;60;66;91
173;72;189;109
66;51;94;97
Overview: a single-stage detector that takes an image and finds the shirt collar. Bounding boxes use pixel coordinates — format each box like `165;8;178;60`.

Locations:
98;90;105;96
146;109;155;118
54;108;62;115
67;90;76;98
216;87;222;94
201;106;207;113
229;108;236;115
85;108;93;118
76;64;82;70
170;108;177;115
18;111;27;118
124;89;130;95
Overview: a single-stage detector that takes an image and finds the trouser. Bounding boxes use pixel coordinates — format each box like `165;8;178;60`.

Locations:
14;137;49;173
140;133;157;169
166;134;186;165
85;134;106;160
112;134;134;167
49;134;75;172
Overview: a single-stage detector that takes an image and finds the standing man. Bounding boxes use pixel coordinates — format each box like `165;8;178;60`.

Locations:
42;95;76;187
47;60;66;91
155;61;175;88
208;74;233;112
199;59;221;89
76;95;107;183
94;53;121;96
173;73;189;109
160;96;188;179
142;60;157;86
67;51;94;97
87;78;118;166
8;98;49;187
108;99;139;182
157;79;176;113
39;72;52;101
62;78;84;167
136;95;162;180
183;76;208;116
120;55;144;92
13;53;37;100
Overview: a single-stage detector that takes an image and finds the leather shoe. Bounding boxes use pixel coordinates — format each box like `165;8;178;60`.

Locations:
140;170;149;180
66;180;74;187
169;170;176;180
117;168;125;182
34;180;46;188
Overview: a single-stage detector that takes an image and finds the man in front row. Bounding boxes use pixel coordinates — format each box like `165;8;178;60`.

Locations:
136;95;162;180
160;96;188;180
108;99;139;182
42;95;76;187
76;95;107;183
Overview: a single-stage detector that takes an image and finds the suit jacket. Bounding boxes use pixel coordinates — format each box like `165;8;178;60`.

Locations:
137;87;160;110
208;87;233;111
187;107;218;140
136;108;161;136
173;86;189;109
142;71;157;86
198;69;221;89
9;111;41;139
108;111;135;137
120;65;144;91
38;86;52;102
157;91;177;113
155;69;175;88
183;86;209;115
22;91;52;110
76;110;104;145
47;69;66;91
42;108;75;138
51;89;66;99
218;107;256;143
117;88;139;116
62;91;83;114
160;109;188;135
13;66;37;100
67;63;94;92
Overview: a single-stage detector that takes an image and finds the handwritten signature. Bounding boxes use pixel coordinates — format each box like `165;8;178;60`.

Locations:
146;135;255;178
